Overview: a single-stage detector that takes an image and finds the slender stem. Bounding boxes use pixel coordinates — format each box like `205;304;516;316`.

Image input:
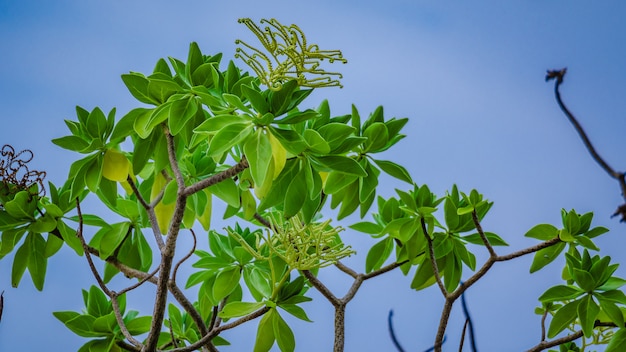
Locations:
117;267;160;296
472;210;496;258
76;199;143;349
421;218;447;297
126;175;165;249
551;70;619;179
172;229;197;284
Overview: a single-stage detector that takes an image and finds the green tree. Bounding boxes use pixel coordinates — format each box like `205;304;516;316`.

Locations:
1;18;625;352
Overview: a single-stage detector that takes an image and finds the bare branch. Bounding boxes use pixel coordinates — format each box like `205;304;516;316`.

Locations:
547;68;626;220
388;310;405;352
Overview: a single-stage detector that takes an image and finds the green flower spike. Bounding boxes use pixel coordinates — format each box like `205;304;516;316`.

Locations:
235;18;347;90
265;215;355;270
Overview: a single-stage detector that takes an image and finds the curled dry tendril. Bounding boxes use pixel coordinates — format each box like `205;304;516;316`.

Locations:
0;144;46;202
235;18;347;90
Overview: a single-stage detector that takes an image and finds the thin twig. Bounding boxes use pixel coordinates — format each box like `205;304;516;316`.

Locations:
388;310;405;352
547;68;626;218
421;217;447;297
472;210;496;257
117;267;160;296
75;199;143;349
459;319;468;352
172;229;197;284
126;175;165;249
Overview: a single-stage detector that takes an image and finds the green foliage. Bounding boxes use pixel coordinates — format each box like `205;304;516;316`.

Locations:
1;17;624;352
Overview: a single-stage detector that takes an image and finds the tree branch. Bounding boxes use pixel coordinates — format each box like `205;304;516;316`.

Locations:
547;68;626;220
184;157;249;196
421;217;447;297
126;175;165;249
525;330;583;352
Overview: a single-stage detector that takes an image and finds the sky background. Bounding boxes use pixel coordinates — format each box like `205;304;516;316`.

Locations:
1;1;626;351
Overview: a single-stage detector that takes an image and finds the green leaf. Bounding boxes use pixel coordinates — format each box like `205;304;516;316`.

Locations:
87;285;110;317
349;221;383;235
27;233;47;290
362;122;389;152
213;266;241;302
273;311;296;352
207;122;253;157
572;268;597;292
577;294;599;337
411;260;436;291
244;130;272;188
530;241;565;273
126;316;152;335
606;328;626;352
597;297;624;327
586;226;609;238
111;108;149;142
121;73;157;105
303;129;330;154
99;222;131;259
462;232;509;246
547;300;579;338
55;313;100;337
538;285;582;303
268;127;307;155
208;177;240;208
323;172;358;195
366;237;393;273
11;238;30;287
279;304;312;322
283;166;308;218
317;123;356;152
4;191;36;220
168;95;199;135
29;213;58;234
51;135;90;153
309;155;367;176
525;224;558;240
254;309;275;352
242;85;269;114
220;301;265;318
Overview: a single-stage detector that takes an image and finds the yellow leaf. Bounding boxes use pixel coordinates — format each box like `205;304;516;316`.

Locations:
268;132;286;179
102;149;130;182
197;189;212;231
152;172;174;234
319;171;329;188
253;159;274;199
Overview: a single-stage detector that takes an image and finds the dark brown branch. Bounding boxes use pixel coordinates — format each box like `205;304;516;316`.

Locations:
547;68;626;220
76;199;143;349
184;157;249;196
548;68;619;179
472;210;495;257
421;217;447;297
126;175;164;249
172;229;197;284
525;330;583;352
167;307;271;352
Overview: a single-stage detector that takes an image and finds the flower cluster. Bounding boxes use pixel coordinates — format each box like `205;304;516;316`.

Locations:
235;18;347;90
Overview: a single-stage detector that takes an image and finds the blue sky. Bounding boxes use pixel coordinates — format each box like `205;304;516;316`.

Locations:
2;1;626;351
